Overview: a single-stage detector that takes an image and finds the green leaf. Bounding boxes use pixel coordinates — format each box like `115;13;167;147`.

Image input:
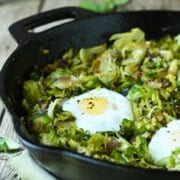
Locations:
80;2;101;12
80;2;113;12
0;137;21;152
80;0;129;12
105;0;129;6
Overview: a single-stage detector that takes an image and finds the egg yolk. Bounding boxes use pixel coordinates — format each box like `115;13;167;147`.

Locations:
79;97;108;115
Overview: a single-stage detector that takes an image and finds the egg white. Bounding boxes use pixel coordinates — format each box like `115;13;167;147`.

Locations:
148;119;180;164
62;88;133;134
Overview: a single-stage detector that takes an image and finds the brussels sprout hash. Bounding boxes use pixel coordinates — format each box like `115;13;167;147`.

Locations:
22;28;180;171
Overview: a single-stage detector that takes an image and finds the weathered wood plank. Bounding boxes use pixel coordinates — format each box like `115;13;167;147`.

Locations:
118;0;180;11
0;1;40;177
42;0;180;12
42;0;80;11
0;0;40;137
0;0;41;69
0;111;18;140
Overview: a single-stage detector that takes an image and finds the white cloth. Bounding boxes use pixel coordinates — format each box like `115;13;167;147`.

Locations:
6;150;56;180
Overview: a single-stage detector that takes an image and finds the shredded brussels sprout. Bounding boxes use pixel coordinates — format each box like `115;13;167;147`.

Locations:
22;28;180;171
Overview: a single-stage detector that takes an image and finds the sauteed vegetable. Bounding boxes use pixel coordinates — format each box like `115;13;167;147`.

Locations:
21;28;180;171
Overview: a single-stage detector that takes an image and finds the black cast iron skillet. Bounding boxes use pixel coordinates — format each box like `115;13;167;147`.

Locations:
0;6;180;180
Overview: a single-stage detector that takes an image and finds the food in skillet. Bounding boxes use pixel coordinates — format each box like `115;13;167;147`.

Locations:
21;28;180;171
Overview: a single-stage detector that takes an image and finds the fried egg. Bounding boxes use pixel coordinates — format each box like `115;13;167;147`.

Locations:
62;88;133;134
148;120;180;164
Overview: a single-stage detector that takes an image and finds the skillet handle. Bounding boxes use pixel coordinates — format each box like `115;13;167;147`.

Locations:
9;7;97;45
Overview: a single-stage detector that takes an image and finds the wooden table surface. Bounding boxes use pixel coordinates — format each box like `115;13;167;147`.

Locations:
0;0;179;179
